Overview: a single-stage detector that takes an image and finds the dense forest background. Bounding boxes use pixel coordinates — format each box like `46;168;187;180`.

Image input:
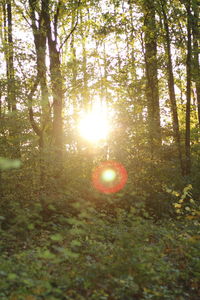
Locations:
0;0;200;299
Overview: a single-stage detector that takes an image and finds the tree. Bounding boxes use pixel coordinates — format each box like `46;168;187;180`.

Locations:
160;0;184;175
191;0;200;125
143;0;161;157
3;0;20;158
185;0;192;175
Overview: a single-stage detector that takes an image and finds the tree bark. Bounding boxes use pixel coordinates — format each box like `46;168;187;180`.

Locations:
161;0;184;175
29;0;51;141
70;12;78;110
0;85;2;197
43;0;64;155
4;0;20;158
191;0;200;125
185;0;192;175
80;10;90;110
143;0;161;157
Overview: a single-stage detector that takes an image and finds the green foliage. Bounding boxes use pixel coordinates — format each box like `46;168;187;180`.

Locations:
171;184;200;220
0;158;21;170
0;195;200;299
0;0;200;299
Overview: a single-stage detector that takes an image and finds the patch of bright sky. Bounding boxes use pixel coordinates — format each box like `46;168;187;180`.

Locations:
1;0;187;128
78;97;111;143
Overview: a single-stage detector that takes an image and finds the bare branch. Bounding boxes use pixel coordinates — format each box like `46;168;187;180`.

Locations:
59;19;78;51
59;0;81;51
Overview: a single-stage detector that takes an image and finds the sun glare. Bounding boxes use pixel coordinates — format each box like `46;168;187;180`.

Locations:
79;101;110;143
101;169;116;182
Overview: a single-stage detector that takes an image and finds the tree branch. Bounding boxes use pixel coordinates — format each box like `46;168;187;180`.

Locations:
59;19;78;51
59;0;81;51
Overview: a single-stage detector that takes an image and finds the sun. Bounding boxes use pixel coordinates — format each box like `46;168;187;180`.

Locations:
101;169;116;182
79;101;110;143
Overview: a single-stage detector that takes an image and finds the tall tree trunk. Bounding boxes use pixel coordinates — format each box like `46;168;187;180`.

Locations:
129;2;137;83
70;15;78;111
43;0;64;156
80;11;90;110
143;0;161;157
7;0;15;111
29;0;52;187
29;0;51;147
191;0;200;125
161;0;184;175
4;0;20;158
3;1;9;111
185;0;192;175
0;85;2;197
103;42;108;103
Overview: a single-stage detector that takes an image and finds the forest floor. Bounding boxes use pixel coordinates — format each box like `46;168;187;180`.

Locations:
0;200;200;300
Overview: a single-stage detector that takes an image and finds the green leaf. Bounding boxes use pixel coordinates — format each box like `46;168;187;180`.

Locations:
71;239;81;247
0;216;5;221
0;157;21;170
28;223;35;230
48;204;56;211
61;248;79;259
50;233;63;242
70;228;85;235
39;250;56;259
67;218;83;226
7;273;17;280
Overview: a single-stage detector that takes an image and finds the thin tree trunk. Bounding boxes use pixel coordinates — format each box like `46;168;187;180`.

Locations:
185;0;192;175
4;0;20;158
80;11;90;110
103;42;108;103
129;1;137;83
191;0;200;125
0;86;2;197
70;14;78;110
143;0;161;157
7;1;15;111
161;0;184;175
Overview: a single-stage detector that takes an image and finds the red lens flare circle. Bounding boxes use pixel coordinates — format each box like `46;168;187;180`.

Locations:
92;161;128;194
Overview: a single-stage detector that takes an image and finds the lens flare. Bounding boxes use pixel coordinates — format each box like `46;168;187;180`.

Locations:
102;169;116;182
92;161;128;194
